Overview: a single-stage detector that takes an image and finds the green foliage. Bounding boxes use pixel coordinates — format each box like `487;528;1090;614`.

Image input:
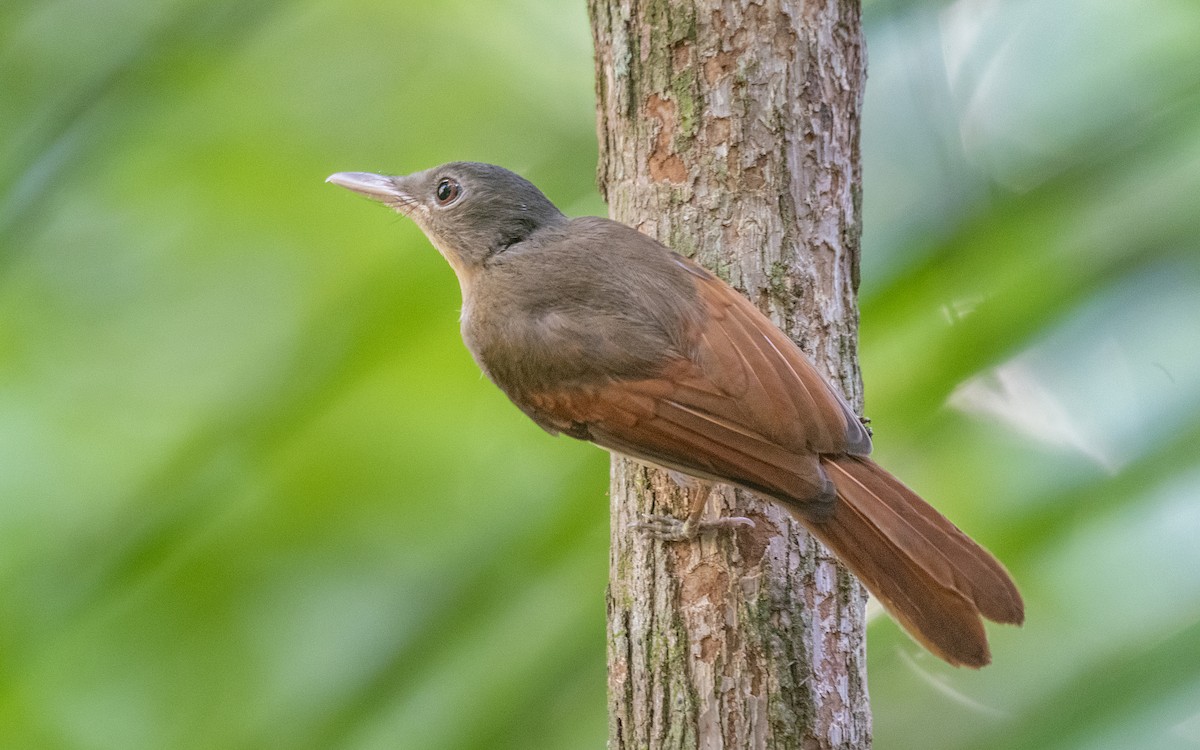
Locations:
1;0;1197;748
861;3;1200;747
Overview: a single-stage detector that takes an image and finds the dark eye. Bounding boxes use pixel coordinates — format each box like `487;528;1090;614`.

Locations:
435;178;461;205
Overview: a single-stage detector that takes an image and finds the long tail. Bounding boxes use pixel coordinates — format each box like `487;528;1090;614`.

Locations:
799;455;1024;668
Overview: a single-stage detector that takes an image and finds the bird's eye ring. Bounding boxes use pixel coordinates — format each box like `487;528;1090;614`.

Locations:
435;178;461;205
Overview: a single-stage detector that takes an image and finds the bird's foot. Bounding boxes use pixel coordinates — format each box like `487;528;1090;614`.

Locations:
631;513;755;542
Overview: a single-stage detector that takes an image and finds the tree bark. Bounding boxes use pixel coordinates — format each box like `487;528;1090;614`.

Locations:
588;0;870;747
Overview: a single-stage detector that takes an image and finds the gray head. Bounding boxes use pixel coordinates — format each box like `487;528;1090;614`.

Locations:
327;162;566;281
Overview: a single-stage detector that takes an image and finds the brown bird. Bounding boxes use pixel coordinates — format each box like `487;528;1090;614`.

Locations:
327;162;1024;667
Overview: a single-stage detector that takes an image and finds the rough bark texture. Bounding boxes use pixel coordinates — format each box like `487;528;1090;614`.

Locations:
588;0;871;747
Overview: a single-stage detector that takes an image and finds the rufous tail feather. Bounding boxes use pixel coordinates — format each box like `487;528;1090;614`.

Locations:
795;455;1024;668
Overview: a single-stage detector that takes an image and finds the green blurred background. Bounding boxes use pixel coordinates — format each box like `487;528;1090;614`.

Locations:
2;0;1198;747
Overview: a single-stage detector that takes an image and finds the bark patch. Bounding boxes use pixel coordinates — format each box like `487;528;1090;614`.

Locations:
646;93;689;183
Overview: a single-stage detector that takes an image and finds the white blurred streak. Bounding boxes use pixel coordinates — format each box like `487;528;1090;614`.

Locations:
949;359;1121;472
1173;710;1200;745
939;0;1051;191
939;0;1008;159
898;649;1009;718
938;0;998;88
941;296;982;323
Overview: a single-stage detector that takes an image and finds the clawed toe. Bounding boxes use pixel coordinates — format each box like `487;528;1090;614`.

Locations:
631;513;754;541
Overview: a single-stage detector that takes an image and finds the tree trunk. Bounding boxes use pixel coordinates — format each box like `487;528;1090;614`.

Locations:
588;0;870;747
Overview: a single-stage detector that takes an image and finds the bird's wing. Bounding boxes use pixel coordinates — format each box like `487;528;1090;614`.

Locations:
520;256;871;505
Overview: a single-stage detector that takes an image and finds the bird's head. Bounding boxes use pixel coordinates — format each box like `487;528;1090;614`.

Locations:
327;162;566;283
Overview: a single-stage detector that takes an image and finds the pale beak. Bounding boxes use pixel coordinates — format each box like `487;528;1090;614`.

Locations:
325;171;404;200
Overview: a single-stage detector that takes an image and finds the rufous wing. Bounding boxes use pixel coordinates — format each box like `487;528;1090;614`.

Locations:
519;255;869;510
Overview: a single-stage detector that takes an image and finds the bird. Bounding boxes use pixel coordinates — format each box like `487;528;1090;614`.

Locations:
326;162;1024;667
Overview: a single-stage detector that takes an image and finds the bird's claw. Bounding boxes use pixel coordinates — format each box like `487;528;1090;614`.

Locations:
631;513;755;542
